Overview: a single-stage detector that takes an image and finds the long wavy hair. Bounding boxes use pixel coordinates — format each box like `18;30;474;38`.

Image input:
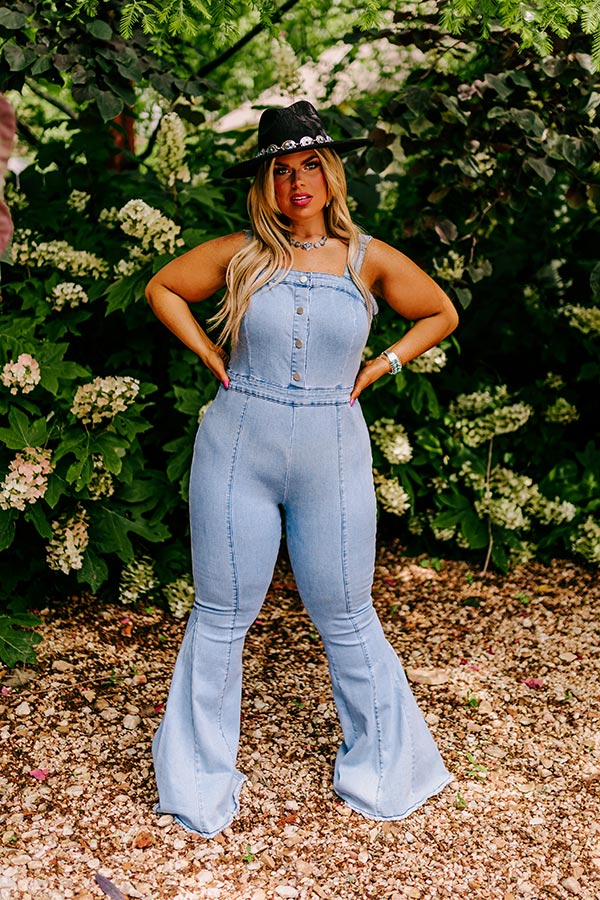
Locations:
210;148;373;348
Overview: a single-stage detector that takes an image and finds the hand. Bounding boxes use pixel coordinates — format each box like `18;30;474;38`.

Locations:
199;342;230;387
350;356;390;404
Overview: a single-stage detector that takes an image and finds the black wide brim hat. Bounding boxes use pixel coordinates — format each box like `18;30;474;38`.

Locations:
222;100;371;179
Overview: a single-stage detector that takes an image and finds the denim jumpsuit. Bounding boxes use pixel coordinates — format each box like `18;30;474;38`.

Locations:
152;235;452;837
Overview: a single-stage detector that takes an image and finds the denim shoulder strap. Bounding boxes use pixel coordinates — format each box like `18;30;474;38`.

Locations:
353;233;372;274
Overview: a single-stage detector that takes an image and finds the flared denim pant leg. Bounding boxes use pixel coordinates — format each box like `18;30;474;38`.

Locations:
152;391;286;837
285;404;453;820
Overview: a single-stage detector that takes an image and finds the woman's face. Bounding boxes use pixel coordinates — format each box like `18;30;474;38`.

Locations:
272;151;328;223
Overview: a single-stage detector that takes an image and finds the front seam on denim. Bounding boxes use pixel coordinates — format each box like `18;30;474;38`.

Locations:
189;611;206;826
219;396;249;764
337;407;385;814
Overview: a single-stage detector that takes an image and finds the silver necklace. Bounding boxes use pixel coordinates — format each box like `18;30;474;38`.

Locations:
288;234;328;251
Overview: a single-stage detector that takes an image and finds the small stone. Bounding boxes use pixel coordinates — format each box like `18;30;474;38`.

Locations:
196;870;213;885
99;708;119;721
251;891;266;900
81;690;96;702
274;887;299;899
405;667;449;686
123;714;141;729
285;799;300;811
559;651;577;663
403;888;421;899
295;860;313;875
172;838;186;850
15;701;31;717
484;745;507;759
157;815;173;827
132;830;154;849
561;877;581;894
52;660;73;672
425;712;439;725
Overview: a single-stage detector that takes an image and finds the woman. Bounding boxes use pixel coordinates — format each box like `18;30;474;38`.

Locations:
147;101;458;838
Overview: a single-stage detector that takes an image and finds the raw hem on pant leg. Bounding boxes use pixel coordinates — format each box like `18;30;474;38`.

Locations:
153;772;247;839
338;772;454;823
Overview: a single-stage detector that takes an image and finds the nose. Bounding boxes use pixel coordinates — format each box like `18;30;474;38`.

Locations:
291;168;303;187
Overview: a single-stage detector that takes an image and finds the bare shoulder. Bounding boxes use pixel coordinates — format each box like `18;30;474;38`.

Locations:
148;231;249;302
362;237;435;296
362;237;412;281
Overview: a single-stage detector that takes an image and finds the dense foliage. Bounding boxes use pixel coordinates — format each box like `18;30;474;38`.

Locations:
0;1;598;664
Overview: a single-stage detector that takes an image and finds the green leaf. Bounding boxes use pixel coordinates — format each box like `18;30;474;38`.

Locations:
3;42;36;71
95;90;124;122
24;502;53;539
524;157;556;183
0;613;43;667
0;9;28;28
0;508;17;551
77;546;109;591
86;20;113;40
0;408;46;449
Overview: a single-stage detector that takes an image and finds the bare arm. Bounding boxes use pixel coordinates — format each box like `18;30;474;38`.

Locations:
351;238;459;402
145;231;248;385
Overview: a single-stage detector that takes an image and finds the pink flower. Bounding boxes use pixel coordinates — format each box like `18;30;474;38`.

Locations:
29;768;50;781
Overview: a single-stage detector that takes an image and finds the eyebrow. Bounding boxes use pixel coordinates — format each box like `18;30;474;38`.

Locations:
274;154;320;167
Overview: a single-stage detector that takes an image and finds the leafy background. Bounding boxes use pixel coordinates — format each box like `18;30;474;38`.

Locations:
0;0;598;663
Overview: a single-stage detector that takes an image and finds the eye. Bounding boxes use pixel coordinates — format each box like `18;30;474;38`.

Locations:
274;166;290;177
304;160;320;170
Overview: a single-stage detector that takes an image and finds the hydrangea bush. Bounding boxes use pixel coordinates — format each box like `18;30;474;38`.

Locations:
1;25;599;663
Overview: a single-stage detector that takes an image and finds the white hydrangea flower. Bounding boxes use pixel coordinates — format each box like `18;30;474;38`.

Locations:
374;472;411;516
450;385;510;417
530;495;577;526
570;516;600;564
430;521;456;541
544;372;565;390
67;189;90;212
50;282;89;311
1;353;41;394
508;541;537;566
98;206;121;227
458;461;486;491
433;250;465;281
562;305;600;336
455;402;533;447
164;576;195;619
543;397;579;424
152;112;191;188
408;346;447;373
11;229;109;278
0;447;53;511
370;419;413;464
71;375;140;426
46;508;90;574
489;466;537;506
86;456;115;500
114;244;152;277
475;495;529;530
119;555;157;605
118;199;183;256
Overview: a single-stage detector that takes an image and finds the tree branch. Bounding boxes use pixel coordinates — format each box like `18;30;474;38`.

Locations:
24;79;79;121
196;0;303;78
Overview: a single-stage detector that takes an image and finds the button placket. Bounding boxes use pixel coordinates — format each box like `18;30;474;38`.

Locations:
291;275;310;386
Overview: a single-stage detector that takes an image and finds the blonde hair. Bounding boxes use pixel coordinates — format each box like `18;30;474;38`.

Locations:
210;149;373;347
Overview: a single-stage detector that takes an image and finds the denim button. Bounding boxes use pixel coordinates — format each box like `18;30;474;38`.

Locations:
296;307;304;315
292;373;301;381
295;340;303;348
299;275;308;284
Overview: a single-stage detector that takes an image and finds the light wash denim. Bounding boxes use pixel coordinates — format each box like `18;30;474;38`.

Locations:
152;235;453;837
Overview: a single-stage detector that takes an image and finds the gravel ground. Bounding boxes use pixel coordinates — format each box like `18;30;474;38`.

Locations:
1;544;599;900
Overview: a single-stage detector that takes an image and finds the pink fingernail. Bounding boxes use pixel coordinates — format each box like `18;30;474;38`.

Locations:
223;379;229;389
350;398;355;407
